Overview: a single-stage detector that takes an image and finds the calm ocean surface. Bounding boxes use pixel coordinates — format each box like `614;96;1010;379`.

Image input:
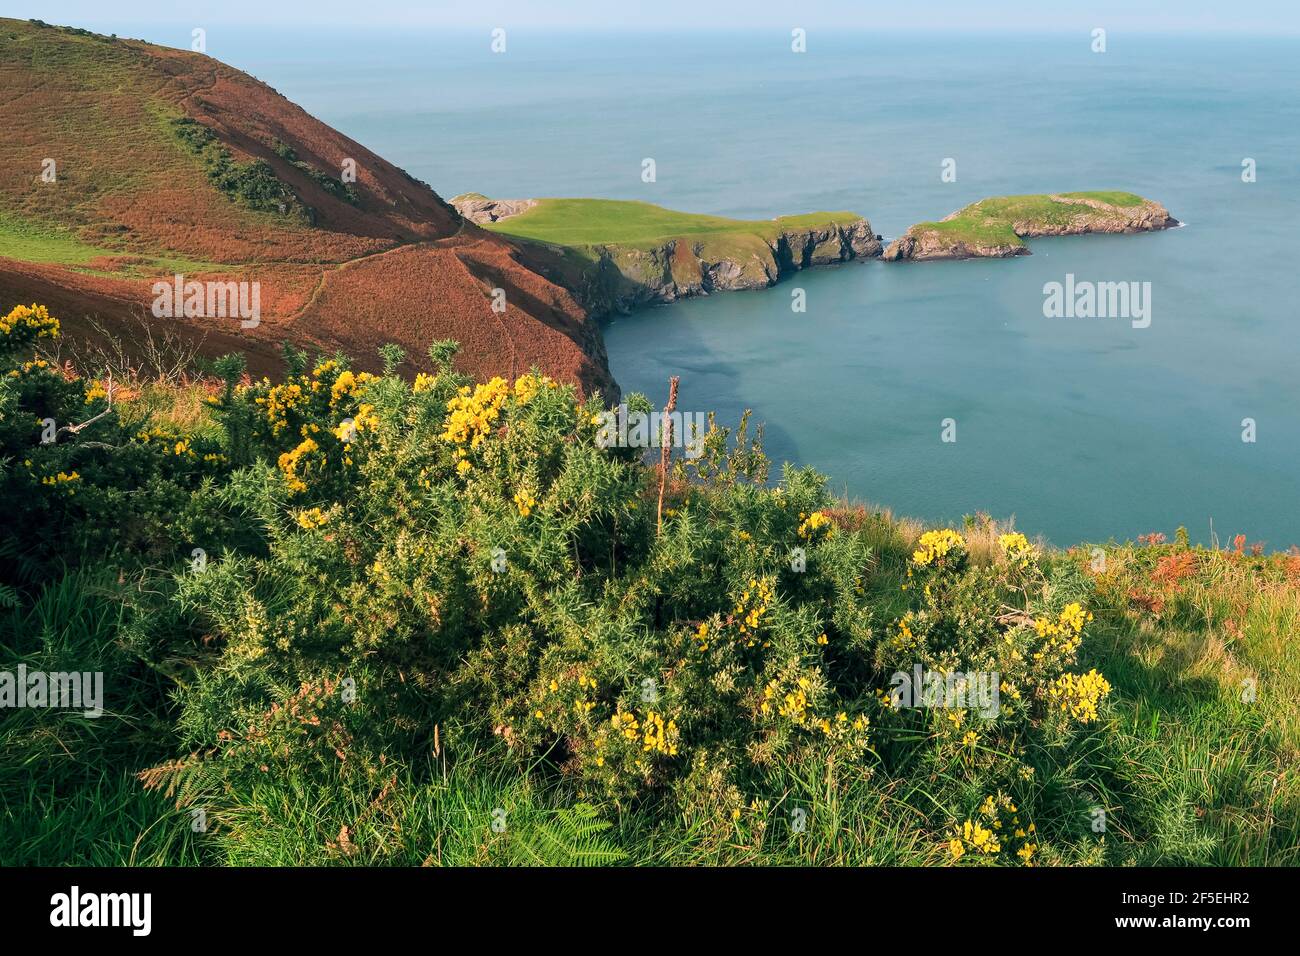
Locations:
110;26;1300;545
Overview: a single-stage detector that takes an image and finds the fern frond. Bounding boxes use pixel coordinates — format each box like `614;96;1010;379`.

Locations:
513;802;626;867
137;750;220;809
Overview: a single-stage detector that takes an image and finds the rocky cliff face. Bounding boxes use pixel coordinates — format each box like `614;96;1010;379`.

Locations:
461;205;883;319
882;234;1026;262
451;194;539;224
580;220;881;315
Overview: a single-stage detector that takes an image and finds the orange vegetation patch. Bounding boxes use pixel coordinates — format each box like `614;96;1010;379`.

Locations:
289;237;615;397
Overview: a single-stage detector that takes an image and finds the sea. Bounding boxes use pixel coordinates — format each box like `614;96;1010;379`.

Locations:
93;25;1300;545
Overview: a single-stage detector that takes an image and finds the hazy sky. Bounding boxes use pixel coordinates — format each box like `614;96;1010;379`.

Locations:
16;0;1300;35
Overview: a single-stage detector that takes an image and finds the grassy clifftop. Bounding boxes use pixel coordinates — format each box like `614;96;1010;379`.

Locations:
883;191;1178;261
476;198;864;249
458;196;881;314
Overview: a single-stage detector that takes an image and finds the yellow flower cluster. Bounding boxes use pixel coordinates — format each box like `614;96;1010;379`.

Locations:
612;711;640;740
797;510;832;540
441;377;509;448
733;577;775;645
514;490;536;517
949;819;999;860
512;372;556;405
1;303;60;340
1047;669;1112;723
412;372;437;393
295;507;330;529
950;794;1037;864
83;380;108;404
278;437;319;494
912;529;966;568
1032;602;1093;661
759;666;869;749
998;532;1035;567
7;358;50;379
888;611;921;653
257;381;307;437
763;675;812;721
41;470;80;489
609;709;679;756
640;711;679;755
329;369;376;408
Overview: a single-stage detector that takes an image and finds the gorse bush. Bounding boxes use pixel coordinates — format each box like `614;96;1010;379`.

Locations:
0;305;228;583
3;302;1292;866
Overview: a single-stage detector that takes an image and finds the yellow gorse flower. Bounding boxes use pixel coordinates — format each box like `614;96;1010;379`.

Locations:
441;376;510;448
277;437;319;494
512;372;556;405
1;303;60;340
640;711;679;755
1047;669;1112;723
295;507;330;529
797;510;832;540
998;532;1035;567
912;529;966;568
733;576;775;645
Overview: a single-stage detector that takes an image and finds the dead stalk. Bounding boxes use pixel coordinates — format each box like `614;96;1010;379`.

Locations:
657;376;679;535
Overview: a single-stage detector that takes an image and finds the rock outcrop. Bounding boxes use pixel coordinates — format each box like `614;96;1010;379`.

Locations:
883;193;1179;262
451;193;539;224
567;220;881;316
882;233;1026;262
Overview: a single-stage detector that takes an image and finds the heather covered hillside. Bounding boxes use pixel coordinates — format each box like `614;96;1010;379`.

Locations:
0;19;615;395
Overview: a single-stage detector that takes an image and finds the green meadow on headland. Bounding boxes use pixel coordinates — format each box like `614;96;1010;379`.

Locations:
883;191;1179;260
475;197;866;251
454;195;880;314
2;302;1295;867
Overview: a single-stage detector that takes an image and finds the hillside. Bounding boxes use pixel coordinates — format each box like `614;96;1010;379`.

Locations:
454;195;881;315
0;19;615;395
883;192;1179;261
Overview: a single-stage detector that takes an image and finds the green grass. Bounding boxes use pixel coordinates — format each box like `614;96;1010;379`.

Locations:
0;213;109;266
907;191;1151;249
0;569;204;865
483;198;861;250
0;210;236;278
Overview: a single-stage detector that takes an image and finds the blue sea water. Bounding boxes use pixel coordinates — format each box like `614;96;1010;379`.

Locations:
108;26;1300;545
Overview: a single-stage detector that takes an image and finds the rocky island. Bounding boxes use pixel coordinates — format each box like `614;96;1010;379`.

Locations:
882;191;1179;261
452;195;881;316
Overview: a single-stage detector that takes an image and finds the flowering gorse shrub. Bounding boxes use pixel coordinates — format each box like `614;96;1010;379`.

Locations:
2;304;1123;863
0;306;227;576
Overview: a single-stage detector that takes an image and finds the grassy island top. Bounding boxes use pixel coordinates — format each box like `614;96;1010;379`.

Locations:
907;191;1150;249
478;198;864;249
